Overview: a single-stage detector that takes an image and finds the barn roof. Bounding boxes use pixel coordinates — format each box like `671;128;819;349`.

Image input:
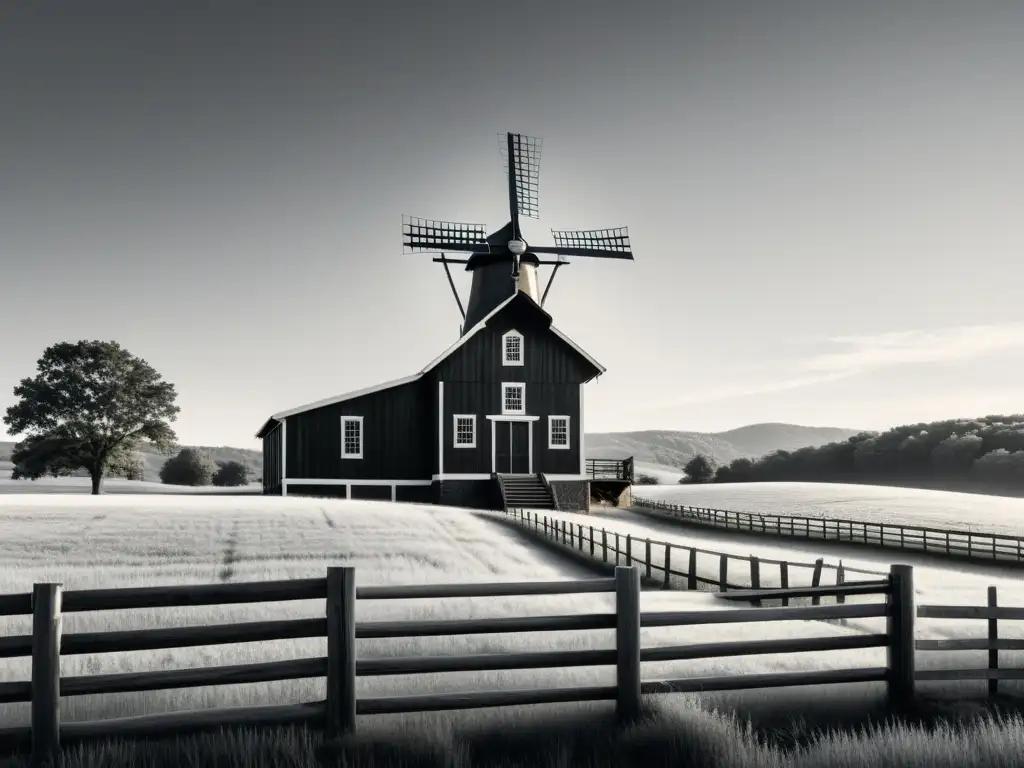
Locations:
254;292;605;438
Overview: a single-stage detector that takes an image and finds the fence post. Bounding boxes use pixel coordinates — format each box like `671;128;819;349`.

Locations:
663;545;671;590
602;529;608;562
811;559;824;606
615;566;642;723
749;556;761;607
590;526;595;557
645;540;652;579
836;561;846;605
780;562;789;607
886;564;916;710
988;586;999;697
31;583;62;767
626;535;632;567
718;554;728;592
326;566;357;739
687;549;697;591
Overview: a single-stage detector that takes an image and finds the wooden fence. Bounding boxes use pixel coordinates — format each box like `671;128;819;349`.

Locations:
632;496;1024;565
2;566;901;765
498;507;888;601
0;562;1021;765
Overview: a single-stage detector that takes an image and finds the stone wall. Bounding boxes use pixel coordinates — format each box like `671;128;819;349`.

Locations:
548;479;590;512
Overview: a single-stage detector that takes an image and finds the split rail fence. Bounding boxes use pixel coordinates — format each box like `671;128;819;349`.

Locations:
0;562;1021;766
632;495;1024;565
499;507;888;601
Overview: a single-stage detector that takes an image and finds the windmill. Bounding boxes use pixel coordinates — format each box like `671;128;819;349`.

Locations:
402;132;635;334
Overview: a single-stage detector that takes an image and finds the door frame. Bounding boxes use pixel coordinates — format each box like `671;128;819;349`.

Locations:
486;415;540;474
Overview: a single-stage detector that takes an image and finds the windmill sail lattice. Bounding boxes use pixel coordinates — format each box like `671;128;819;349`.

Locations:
403;132;635;334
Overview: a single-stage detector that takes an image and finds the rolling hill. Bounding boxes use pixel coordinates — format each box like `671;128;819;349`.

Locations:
0;442;262;482
1;423;858;485
584;423;863;476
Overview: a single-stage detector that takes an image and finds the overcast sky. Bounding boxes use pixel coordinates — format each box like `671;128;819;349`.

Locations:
2;1;1023;450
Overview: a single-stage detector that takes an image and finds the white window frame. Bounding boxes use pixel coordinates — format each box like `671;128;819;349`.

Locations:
453;414;477;448
501;382;526;415
341;416;364;459
548;415;571;450
502;330;524;367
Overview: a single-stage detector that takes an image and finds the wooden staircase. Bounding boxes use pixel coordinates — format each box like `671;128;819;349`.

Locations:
496;474;556;511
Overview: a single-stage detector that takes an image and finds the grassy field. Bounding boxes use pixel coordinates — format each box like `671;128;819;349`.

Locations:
631;481;1024;537
504;505;1024;698
0;493;1020;766
0;494;880;731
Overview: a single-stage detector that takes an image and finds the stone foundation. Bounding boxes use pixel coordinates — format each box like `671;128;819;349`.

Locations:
547;479;590;512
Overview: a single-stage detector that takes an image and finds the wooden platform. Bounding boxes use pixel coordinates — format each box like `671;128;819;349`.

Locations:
586;458;634;508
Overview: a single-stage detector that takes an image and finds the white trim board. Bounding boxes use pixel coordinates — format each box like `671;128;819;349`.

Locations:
283;479;432;486
437;381;444;475
430;473;588;482
281;419;288;497
257;292;606;432
484;414;540;422
579;382;585;476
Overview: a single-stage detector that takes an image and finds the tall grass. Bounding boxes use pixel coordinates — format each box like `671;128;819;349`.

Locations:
1;696;1021;767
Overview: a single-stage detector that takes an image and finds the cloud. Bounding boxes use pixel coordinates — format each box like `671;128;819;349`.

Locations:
629;322;1024;412
800;323;1024;375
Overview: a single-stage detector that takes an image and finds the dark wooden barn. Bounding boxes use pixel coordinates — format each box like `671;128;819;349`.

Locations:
255;291;631;510
257;131;637;511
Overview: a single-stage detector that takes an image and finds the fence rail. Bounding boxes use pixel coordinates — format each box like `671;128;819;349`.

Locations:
498;507;887;603
0;561;1019;764
632;496;1024;565
586;458;634;482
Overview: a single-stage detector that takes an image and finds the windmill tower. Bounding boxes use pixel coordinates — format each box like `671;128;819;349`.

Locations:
403;132;635;334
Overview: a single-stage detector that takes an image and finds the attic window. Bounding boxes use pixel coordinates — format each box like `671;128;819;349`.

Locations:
502;330;524;366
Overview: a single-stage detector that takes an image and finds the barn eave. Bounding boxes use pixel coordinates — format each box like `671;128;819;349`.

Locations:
255;292;605;430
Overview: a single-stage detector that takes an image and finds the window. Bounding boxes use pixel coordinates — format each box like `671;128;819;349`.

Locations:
453;414;476;448
502;330;524;366
549;415;570;449
501;383;525;415
341;416;363;459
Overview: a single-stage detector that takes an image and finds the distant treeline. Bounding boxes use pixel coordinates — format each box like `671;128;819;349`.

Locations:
709;415;1024;489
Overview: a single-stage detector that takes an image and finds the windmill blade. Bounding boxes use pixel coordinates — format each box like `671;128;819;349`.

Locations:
499;132;542;226
505;134;520;242
530;227;634;260
402;215;490;254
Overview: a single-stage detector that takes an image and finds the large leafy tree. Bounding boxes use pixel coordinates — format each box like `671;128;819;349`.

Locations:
3;341;180;494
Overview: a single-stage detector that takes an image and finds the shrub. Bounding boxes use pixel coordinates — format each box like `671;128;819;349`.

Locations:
681;454;716;483
212;460;250;487
159;448;214;486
